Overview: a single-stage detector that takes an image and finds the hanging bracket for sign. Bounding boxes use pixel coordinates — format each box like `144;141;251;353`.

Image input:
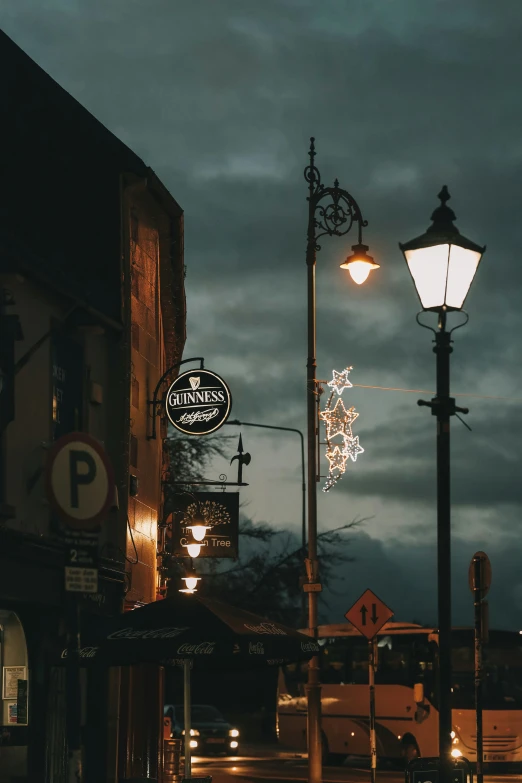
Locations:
147;357;205;440
164;436;251;488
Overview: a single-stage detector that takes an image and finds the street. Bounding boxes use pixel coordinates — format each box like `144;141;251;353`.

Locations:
192;745;520;783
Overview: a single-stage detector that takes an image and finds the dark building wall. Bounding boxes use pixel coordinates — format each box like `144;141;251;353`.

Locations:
0;29;146;323
0;28;186;783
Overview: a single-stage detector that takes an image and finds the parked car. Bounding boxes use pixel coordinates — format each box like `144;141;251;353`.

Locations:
164;703;240;755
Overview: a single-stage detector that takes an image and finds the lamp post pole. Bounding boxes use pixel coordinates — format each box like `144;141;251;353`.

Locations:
401;187;485;783
419;313;454;777
304;138;375;783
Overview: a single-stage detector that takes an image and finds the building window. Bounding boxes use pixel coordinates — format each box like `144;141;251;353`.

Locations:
51;331;84;440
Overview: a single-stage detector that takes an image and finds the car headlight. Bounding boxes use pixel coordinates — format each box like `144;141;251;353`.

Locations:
230;740;239;749
190;739;198;749
229;729;239;738
182;729;200;736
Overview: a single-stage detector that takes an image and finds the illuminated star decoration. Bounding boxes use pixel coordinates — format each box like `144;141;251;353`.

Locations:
327;367;353;396
321;366;364;492
326;445;348;473
343;435;364;463
319;398;358;439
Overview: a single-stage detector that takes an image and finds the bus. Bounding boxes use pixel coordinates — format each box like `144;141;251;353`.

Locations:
277;622;522;768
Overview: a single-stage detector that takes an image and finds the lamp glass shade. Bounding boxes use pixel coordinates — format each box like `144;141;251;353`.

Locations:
183;576;200;591
345;261;373;285
340;243;379;285
186;543;201;558
404;243;482;311
187;524;210;542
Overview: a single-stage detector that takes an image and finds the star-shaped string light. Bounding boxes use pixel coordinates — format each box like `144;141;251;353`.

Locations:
343;435;364;463
327;367;353;396
326;445;348;473
319;398;358;439
321;366;364;492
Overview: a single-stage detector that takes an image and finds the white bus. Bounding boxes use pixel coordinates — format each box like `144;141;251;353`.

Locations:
277;622;522;769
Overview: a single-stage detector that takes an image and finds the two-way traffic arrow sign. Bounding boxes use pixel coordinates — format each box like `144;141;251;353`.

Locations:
345;588;394;639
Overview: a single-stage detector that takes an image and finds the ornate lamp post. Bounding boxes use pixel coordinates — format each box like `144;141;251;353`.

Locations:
399;187;485;782
304;138;377;783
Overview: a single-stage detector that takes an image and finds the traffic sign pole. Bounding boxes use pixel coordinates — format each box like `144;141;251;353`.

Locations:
474;555;484;783
368;637;377;783
470;551;491;783
345;588;393;783
45;432;115;783
65;594;82;783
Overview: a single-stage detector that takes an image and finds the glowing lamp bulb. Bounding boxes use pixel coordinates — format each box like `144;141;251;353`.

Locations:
188;524;210;542
340;242;379;285
184;576;199;591
186;543;201;558
347;261;373;285
451;748;462;758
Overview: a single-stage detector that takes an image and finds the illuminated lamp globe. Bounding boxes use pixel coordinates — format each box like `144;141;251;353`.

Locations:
186;524;210;542
399;186;485;312
340;243;380;285
183;576;200;592
185;542;201;558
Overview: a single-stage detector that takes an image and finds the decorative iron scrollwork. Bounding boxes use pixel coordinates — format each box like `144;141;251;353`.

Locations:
305;137;367;245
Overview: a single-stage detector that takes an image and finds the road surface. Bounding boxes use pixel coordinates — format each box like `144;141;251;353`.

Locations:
192;744;519;783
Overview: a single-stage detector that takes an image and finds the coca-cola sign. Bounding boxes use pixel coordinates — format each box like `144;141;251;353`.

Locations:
107;626;188;640
177;641;216;655
165;369;232;436
244;622;287;636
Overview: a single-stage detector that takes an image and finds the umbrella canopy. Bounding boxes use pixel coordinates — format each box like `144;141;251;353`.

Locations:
61;594;319;670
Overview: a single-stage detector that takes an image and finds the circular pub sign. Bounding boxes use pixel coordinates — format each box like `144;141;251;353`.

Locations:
165;368;232;436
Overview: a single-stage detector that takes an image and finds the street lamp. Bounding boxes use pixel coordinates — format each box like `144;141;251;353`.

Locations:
304;138;376;783
399;186;485;782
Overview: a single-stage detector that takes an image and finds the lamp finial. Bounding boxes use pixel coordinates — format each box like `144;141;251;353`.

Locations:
428;185;459;236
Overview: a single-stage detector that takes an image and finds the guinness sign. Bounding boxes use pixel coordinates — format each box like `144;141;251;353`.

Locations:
165;369;232;436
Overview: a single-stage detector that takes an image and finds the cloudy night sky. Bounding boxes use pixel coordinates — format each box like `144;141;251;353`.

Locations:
4;1;522;629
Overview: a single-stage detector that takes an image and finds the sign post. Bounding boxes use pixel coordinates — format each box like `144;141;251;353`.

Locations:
45;432;115;783
345;588;394;783
468;551;491;783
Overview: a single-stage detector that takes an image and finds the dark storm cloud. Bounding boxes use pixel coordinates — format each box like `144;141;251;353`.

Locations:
4;0;522;618
323;531;522;631
342;401;522;508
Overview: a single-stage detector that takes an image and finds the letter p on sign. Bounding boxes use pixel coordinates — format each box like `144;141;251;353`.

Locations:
45;432;115;531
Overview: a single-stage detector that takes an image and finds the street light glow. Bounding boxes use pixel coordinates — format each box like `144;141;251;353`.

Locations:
185;543;201;558
183;576;200;591
186;524;210;542
403;243;482;310
340;242;379;285
399;186;485;312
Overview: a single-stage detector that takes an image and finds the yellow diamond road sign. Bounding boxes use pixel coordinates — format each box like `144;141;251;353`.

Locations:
345;588;394;639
